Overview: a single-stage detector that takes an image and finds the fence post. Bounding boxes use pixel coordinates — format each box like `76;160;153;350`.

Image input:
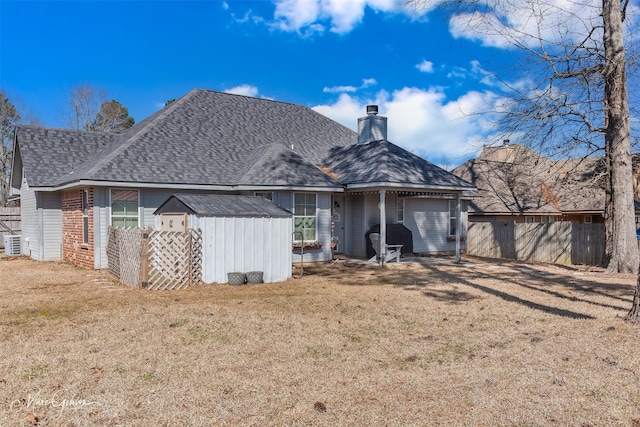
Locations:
139;228;151;288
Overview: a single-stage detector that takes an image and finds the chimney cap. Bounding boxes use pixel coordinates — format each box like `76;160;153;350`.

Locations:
366;105;378;116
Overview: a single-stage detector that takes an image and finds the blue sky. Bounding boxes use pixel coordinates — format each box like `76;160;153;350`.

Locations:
0;0;630;166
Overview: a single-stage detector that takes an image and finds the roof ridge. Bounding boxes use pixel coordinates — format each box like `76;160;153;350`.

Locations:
15;123;112;135
67;90;199;181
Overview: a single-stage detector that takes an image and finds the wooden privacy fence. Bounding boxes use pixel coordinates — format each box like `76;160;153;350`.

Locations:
467;221;605;266
106;227;203;290
0;207;21;249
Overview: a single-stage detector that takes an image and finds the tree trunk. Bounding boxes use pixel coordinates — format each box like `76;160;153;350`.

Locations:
628;267;640;323
602;0;638;275
603;147;613;267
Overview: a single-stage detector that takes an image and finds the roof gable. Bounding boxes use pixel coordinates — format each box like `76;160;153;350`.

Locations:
238;143;341;188
322;140;475;190
14;125;115;188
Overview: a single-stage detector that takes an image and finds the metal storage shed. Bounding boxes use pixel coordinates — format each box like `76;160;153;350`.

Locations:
154;194;293;284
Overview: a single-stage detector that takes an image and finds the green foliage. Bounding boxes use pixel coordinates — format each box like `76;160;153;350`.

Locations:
87;99;135;133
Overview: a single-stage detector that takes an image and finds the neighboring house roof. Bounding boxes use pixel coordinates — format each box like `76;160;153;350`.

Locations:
452;143;615;215
154;194;292;217
323;140;476;191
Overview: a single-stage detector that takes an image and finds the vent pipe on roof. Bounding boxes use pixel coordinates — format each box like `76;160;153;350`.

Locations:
358;105;387;145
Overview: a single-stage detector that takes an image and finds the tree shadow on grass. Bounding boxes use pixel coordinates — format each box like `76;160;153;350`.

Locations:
303;259;635;319
408;264;598;319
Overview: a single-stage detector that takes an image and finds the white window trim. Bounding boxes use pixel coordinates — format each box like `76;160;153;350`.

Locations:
82;189;89;244
109;188;141;228
397;198;404;224
448;200;457;237
293;192;318;243
525;215;535;224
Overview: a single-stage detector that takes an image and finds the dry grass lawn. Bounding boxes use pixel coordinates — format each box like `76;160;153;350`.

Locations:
1;253;640;426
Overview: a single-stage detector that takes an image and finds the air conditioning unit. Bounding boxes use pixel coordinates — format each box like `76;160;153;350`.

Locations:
4;235;22;256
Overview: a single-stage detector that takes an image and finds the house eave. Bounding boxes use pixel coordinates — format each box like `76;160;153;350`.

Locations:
28;180;344;193
344;182;476;193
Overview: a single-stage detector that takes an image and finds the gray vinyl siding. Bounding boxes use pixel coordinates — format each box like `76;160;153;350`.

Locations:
94;188;109;269
346;193;401;258
19;181;62;262
404;198;468;253
345;194;365;257
141;189;177;227
40;193;62;261
20;180;41;260
280;191;331;263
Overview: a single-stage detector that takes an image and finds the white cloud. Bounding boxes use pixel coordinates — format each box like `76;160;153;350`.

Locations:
323;78;377;93
224;85;259;97
313;86;504;164
416;60;434;73
448;0;607;49
271;0;407;35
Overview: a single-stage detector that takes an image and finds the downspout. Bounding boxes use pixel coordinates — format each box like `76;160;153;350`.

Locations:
380;189;386;267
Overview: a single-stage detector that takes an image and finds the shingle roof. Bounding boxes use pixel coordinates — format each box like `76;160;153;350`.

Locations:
154;194;292;217
19;89;355;189
14;89;474;194
14;126;115;187
322;140;476;190
452;143;609;215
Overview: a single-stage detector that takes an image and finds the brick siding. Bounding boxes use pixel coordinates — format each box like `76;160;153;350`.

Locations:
62;189;94;268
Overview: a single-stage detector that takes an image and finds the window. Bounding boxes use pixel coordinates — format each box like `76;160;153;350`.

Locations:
541;216;557;223
255;192;273;201
584;215;592;224
82;189;89;244
449;200;458;237
294;193;317;242
397;199;404;224
111;189;139;228
525;215;535;224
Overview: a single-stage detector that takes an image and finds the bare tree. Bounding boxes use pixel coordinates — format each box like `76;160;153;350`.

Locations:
67;84;107;131
0;91;21;207
87;100;134;133
66;84;134;133
408;0;637;279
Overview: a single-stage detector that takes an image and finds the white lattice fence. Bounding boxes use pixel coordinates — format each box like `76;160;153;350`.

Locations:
144;229;202;290
106;227;144;287
107;227;202;289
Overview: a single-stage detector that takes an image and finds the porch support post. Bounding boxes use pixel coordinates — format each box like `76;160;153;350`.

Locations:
455;192;461;263
379;189;387;267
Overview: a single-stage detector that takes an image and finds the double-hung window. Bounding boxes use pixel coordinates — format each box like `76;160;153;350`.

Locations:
111;189;139;228
294;193;317;242
397;199;404;224
82;189;90;244
448;200;458;237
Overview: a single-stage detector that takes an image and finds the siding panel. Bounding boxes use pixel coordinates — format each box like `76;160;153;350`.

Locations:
20;180;41;260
